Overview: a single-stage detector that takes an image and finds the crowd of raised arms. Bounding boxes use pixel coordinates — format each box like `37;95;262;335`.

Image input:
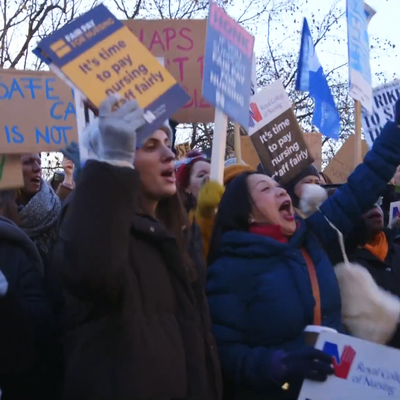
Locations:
0;95;399;400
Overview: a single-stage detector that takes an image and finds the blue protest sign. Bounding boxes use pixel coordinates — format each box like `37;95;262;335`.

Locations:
347;0;373;113
202;1;254;130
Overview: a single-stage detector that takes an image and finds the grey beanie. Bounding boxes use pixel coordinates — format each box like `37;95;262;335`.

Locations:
158;119;172;142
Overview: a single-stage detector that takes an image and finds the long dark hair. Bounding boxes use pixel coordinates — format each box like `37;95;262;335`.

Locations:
207;171;256;266
0;190;20;225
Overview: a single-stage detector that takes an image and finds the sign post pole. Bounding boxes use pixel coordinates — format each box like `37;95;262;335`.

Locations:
234;123;243;164
210;110;228;183
354;100;362;169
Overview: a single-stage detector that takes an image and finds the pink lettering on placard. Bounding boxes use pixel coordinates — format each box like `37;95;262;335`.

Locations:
199;95;211;108
137;28;193;52
177;27;193;51
173;57;189;81
149;30;165;51
132;24;206;113
163;27;176;50
182;88;211;109
209;2;254;57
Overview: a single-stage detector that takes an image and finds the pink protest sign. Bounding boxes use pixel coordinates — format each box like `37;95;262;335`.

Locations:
124;19;212;123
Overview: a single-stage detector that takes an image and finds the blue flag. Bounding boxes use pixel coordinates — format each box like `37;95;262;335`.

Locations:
296;18;340;139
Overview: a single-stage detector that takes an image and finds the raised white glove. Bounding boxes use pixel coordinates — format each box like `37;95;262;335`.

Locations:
97;95;146;168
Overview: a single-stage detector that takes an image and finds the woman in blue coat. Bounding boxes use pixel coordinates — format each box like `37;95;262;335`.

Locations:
206;110;400;399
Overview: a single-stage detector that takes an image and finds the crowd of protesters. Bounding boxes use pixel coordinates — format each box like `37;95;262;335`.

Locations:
0;96;399;400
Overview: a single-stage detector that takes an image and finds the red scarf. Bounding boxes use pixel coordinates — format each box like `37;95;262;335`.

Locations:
250;221;300;243
249;224;289;243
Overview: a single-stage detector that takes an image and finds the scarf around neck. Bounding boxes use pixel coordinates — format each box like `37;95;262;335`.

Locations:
250;223;288;243
249;221;300;243
363;231;389;262
18;179;61;254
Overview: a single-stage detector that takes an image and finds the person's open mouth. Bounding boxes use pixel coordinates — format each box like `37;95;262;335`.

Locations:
279;200;295;221
31;177;41;186
160;167;176;184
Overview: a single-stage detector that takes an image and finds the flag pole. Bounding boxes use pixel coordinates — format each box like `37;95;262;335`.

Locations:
234;122;243;163
354;100;362;169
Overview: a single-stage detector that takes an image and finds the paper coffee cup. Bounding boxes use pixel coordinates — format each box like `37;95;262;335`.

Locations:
304;325;338;347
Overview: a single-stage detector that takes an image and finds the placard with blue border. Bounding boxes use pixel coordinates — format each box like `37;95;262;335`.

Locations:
34;4;190;141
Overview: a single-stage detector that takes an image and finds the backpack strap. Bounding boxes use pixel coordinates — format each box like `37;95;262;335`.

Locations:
301;248;322;326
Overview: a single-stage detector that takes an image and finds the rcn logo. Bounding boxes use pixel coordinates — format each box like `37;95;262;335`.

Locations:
248;102;262;128
143;110;157;124
322;342;356;380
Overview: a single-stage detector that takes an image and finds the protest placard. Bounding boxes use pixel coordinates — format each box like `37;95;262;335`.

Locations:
0;69;78;154
202;1;254;130
0;155;23;189
304;132;322;171
299;330;400;399
389;201;400;227
35;4;190;143
241;136;260;169
124;19;210;123
323;134;369;184
248;80;313;184
362;80;400;148
175;142;191;159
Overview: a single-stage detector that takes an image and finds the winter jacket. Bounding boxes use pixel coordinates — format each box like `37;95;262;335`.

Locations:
206;120;400;399
348;229;400;349
54;161;222;400
0;217;54;400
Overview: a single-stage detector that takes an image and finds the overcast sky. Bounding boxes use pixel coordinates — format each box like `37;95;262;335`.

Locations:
248;0;399;86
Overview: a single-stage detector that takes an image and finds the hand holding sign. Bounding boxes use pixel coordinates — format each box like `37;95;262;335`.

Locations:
98;95;146;166
62;156;74;179
61;141;81;181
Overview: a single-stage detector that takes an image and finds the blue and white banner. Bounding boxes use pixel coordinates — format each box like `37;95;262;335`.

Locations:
296;18;340;139
362;80;400;148
347;0;373;113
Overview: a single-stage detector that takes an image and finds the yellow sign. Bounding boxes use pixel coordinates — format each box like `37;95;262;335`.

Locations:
62;29;177;109
35;4;190;138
